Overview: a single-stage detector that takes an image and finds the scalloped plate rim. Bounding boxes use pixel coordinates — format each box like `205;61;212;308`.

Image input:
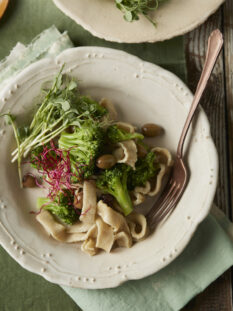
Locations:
52;0;224;43
0;47;218;289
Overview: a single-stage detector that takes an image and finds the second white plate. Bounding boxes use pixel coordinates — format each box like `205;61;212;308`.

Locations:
53;0;224;43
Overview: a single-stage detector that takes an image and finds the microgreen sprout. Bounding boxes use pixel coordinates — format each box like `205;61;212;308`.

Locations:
115;0;166;26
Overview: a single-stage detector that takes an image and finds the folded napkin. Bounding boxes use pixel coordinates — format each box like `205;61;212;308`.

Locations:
63;206;233;311
0;25;73;89
0;26;233;311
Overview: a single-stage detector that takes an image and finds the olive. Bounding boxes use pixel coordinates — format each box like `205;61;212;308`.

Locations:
74;191;83;209
99;194;114;207
66;126;74;133
137;144;147;158
141;123;163;137
22;174;37;188
96;154;116;169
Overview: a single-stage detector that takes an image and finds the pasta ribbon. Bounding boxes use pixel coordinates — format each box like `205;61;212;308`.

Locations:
131;147;173;204
115;121;136;133
113;140;137;169
99;98;118;121
80;180;97;224
127;213;148;241
36;200;148;256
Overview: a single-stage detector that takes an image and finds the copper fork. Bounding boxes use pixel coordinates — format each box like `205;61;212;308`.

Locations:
147;29;223;227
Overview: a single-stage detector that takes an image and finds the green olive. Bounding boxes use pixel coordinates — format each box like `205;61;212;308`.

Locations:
96;154;117;169
137;144;147;158
141;123;163;137
99;194;115;207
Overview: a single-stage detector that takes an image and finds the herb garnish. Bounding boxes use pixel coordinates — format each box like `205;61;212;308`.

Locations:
115;0;166;26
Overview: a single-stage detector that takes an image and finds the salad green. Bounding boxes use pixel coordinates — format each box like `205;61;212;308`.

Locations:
115;0;166;26
1;69;162;224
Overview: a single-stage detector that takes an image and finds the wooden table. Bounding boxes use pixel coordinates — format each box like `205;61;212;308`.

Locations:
182;0;233;309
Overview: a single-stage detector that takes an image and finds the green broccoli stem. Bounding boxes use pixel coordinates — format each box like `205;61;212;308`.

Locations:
107;124;144;143
96;164;134;216
113;182;133;216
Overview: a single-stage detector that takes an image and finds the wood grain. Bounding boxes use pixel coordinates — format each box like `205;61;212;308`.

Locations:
223;0;233;220
183;1;233;309
185;9;229;215
182;273;232;311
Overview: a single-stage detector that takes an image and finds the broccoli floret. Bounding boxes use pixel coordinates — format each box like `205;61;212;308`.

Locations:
70;155;95;180
58;120;105;178
96;164;133;216
107;125;144;143
128;151;160;190
37;192;79;225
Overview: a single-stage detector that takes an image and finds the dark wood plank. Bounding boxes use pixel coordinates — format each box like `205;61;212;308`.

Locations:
182;3;233;310
222;1;233;308
182;273;232;311
185;8;229;215
223;0;233;219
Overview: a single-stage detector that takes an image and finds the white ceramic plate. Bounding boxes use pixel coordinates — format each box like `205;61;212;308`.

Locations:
53;0;224;43
0;47;218;289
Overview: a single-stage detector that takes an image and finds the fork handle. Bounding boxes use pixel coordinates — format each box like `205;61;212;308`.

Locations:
176;29;223;158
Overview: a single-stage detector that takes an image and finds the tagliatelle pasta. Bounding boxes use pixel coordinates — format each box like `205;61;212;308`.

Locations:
151;147;173;167
115;122;136;133
67;221;92;234
149;147;173;196
4;69;173;257
114;231;132;248
131;181;151;206
131;192;146;206
97;200;130;234
113;140;137;169
34;97;172;255
81;236;97;256
79;180;97;224
134;181;151;195
37;200;147;256
37;210;67;241
95;217;115;253
99;98;118;121
131;147;173;205
126;213;148;241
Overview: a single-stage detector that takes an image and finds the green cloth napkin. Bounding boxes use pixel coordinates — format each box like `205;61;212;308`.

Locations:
0;26;73;88
63;206;233;311
0;0;186;82
0;5;233;310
